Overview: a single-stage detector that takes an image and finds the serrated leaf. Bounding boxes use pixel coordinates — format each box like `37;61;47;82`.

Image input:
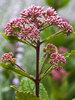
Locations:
11;85;39;100
18;77;49;100
16;91;39;100
0;63;31;79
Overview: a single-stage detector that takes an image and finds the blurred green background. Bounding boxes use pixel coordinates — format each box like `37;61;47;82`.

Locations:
0;0;75;100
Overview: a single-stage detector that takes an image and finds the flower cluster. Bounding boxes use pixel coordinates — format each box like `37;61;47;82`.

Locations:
5;18;28;36
19;25;40;41
5;6;73;42
58;47;68;54
51;66;68;81
43;43;56;54
49;53;66;65
1;52;16;63
20;6;43;24
42;8;73;33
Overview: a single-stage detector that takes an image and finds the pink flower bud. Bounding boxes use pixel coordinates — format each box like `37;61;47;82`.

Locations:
1;52;16;63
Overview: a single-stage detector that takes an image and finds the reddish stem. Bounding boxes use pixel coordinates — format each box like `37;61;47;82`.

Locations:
35;40;40;97
44;64;53;74
40;30;63;44
39;53;49;75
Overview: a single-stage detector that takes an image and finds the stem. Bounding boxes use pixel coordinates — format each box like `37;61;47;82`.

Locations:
15;63;35;82
44;64;53;74
35;40;40;97
40;64;54;82
25;40;36;48
40;30;63;44
39;53;49;75
15;63;27;73
39;24;51;31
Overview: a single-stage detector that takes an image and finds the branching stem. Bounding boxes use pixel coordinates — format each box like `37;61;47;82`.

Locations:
39;24;51;31
40;30;63;44
25;40;36;48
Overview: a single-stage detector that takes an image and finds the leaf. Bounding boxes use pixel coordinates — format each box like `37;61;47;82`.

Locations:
46;0;70;10
11;85;18;91
72;99;75;100
16;91;39;100
62;52;71;58
11;85;39;100
12;26;21;32
71;50;75;55
0;33;29;45
0;63;32;79
18;77;49;100
62;50;75;58
40;29;66;46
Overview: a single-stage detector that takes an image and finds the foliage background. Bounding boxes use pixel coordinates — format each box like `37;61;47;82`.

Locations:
0;0;75;100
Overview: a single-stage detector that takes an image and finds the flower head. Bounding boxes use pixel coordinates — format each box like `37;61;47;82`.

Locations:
5;6;73;42
43;43;56;54
21;6;43;23
1;52;16;63
49;53;66;65
58;47;68;54
19;25;40;41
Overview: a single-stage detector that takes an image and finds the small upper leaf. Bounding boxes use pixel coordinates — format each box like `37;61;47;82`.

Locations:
0;33;29;45
62;50;75;58
62;52;71;58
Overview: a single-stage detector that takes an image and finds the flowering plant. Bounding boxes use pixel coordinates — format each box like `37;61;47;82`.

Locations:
0;6;74;100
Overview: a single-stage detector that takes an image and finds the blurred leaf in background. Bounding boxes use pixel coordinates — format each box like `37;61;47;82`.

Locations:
46;0;70;10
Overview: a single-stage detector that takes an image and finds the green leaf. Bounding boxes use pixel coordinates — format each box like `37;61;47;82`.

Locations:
0;63;31;79
11;85;18;91
12;26;21;32
71;50;75;55
62;50;75;58
72;99;75;100
16;91;39;100
18;77;49;100
46;0;70;10
11;85;39;100
0;33;29;45
40;29;66;46
62;52;71;58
